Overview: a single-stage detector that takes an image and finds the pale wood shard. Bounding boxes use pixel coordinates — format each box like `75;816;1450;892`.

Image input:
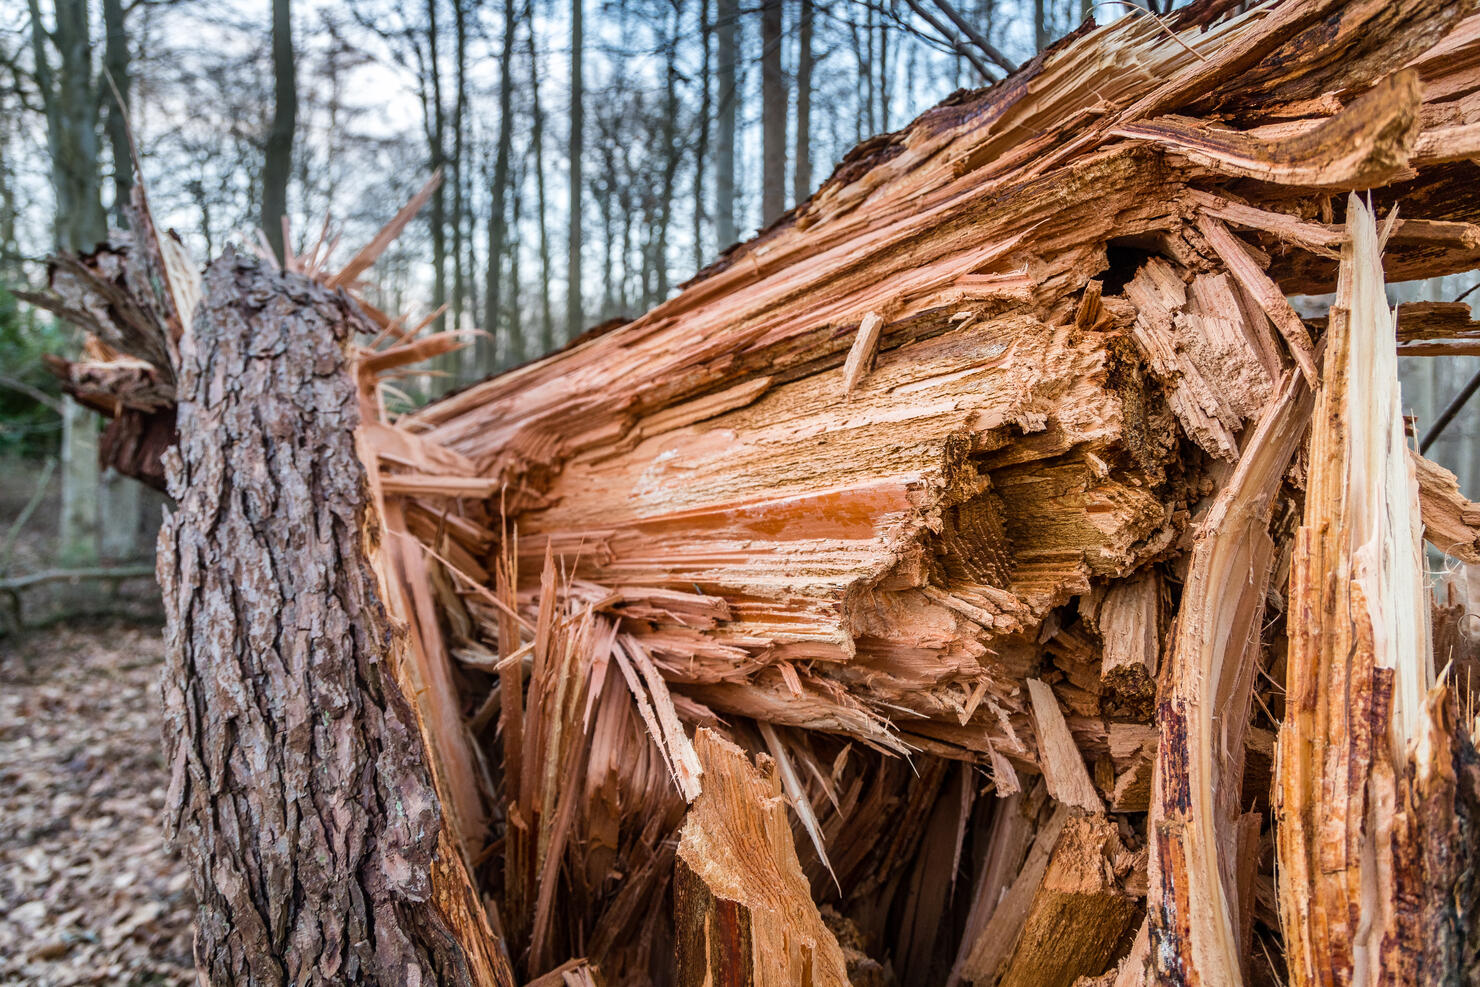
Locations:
1275;195;1432;987
842;311;885;394
674;728;850;986
1027;679;1104;813
329;170;443;289
1149;369;1313;987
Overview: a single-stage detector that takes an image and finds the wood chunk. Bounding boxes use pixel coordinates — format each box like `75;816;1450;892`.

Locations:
1124;258;1276;459
997;815;1142;987
1027;679;1104;813
1196;213;1319;384
960;811;1140;987
1148;370;1312;986
674;728;850;986
1097;572;1159;713
1414;448;1480;563
1275;195;1432;987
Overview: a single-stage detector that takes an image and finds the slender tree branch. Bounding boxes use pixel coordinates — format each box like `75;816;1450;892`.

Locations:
929;0;1017;74
0;375;64;414
900;0;994;81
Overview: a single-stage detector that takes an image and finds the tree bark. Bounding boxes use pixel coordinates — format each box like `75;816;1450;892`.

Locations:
760;0;785;225
158;250;514;986
262;0;295;266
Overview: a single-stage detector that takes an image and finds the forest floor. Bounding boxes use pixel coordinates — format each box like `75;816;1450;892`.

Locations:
0;620;194;986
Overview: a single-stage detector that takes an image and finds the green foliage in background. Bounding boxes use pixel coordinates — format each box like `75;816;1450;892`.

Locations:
0;288;67;459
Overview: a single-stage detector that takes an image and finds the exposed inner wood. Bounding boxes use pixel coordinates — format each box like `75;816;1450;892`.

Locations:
674;728;850;986
31;0;1480;982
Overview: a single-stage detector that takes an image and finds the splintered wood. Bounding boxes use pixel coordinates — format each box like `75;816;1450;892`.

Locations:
33;0;1480;983
1274;196;1450;986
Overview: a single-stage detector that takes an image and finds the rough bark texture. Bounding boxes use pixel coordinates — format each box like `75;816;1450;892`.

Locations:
157;252;510;985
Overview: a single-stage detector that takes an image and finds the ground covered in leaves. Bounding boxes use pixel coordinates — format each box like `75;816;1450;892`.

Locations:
0;621;193;986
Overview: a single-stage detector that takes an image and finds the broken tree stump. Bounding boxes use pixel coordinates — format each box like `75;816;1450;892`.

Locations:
32;1;1480;983
157;251;513;986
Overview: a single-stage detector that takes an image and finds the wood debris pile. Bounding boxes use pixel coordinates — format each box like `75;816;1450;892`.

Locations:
32;0;1480;983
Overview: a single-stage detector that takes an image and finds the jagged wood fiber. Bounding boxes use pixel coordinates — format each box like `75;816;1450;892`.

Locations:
34;0;1480;983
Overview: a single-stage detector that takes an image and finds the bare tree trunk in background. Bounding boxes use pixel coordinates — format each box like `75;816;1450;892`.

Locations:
425;0;449;343
878;2;889;131
487;0;517;366
1035;0;1049;51
760;0;785;225
715;0;737;247
526;15;555;355
654;0;681;300
567;0;583;339
451;0;469;365
507;161;524;364
101;0;130;222
28;0;106;565
693;0;711;271
864;2;876;133
793;0;811;205
99;0;159;565
160;251;513;985
262;0;295;266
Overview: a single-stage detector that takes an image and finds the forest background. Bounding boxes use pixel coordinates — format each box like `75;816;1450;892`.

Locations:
0;0;1475;611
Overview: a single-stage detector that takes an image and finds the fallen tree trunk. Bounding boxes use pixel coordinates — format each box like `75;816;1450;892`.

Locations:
31;0;1480;983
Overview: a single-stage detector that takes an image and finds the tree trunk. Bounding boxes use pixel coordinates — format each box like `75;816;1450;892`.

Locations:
450;0;469;368
693;0;711;272
714;0;738;248
29;0;107;565
101;0;130;222
425;0;449;346
262;0;295;266
526;15;555;355
159;250;515;986
43;4;1480;984
793;0;812;206
486;0;518;365
566;0;584;339
760;0;785;225
655;5;681;301
877;3;888;132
